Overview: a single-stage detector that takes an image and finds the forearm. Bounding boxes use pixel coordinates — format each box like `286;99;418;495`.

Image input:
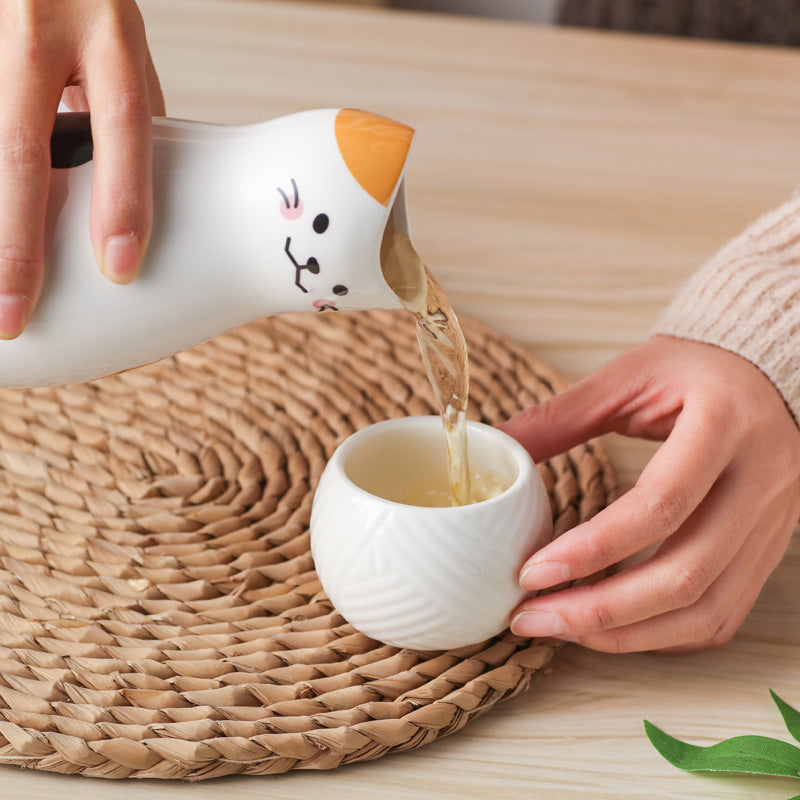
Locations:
655;193;800;425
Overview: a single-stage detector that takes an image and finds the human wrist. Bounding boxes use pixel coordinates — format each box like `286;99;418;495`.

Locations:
654;193;800;426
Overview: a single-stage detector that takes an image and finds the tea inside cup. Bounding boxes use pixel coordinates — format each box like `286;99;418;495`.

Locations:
343;416;518;507
310;416;553;650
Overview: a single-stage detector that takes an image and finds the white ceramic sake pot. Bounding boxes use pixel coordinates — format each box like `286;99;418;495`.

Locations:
310;416;553;651
2;108;416;387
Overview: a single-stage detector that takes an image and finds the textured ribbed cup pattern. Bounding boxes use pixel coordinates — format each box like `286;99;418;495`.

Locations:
0;310;616;779
311;418;552;650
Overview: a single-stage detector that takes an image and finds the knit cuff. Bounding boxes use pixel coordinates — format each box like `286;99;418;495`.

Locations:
654;193;800;425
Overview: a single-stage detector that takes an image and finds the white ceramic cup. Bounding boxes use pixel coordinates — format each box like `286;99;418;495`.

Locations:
310;416;553;650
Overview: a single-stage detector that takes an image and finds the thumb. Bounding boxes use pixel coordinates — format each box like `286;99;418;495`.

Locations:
500;352;648;461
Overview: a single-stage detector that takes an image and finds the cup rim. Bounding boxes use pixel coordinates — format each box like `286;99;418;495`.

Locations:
325;415;534;511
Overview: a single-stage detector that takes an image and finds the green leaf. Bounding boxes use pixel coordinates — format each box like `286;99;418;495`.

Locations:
772;690;800;745
644;720;800;778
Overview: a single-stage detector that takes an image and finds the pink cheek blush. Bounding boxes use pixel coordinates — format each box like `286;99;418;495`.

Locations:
280;200;304;220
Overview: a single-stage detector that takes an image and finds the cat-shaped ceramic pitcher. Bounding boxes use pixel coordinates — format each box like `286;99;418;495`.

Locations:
2;108;419;387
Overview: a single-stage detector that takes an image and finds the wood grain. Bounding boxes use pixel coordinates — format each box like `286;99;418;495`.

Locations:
2;1;800;797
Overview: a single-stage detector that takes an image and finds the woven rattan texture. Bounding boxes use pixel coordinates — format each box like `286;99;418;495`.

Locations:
0;310;616;780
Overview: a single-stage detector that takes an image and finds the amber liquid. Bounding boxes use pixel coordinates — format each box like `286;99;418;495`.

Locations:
381;220;472;505
399;470;510;508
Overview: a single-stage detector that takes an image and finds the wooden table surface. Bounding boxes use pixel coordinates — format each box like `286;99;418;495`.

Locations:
4;1;800;797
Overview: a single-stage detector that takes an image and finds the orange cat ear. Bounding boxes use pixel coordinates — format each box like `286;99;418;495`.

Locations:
335;109;414;207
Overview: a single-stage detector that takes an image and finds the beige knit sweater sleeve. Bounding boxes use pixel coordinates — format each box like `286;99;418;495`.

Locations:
655;192;800;425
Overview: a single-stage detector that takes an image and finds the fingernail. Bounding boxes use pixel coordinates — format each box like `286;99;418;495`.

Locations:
0;294;29;339
520;561;570;590
103;233;142;283
511;610;567;638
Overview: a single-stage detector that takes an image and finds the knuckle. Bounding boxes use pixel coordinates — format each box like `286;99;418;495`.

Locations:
7;9;61;73
0;244;40;277
94;190;151;238
670;562;713;606
13;23;48;68
583;595;617;633
18;40;45;71
724;399;760;441
558;585;618;635
100;89;152;130
115;88;152;123
687;601;726;643
689;396;729;436
632;483;687;536
707;622;736;649
575;529;619;573
704;372;766;438
0;126;50;172
0;245;41;296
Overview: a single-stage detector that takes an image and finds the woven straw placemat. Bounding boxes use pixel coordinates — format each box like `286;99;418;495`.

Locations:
0;310;616;780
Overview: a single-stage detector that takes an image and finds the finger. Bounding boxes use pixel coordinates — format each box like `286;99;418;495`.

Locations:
500;354;649;463
83;6;155;284
512;462;763;637
0;39;66;337
501;338;692;462
145;49;166;116
518;401;735;591
659;488;800;654
557;501;796;653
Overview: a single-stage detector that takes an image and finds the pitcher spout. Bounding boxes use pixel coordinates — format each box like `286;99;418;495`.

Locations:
379;182;428;316
324;108;426;314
